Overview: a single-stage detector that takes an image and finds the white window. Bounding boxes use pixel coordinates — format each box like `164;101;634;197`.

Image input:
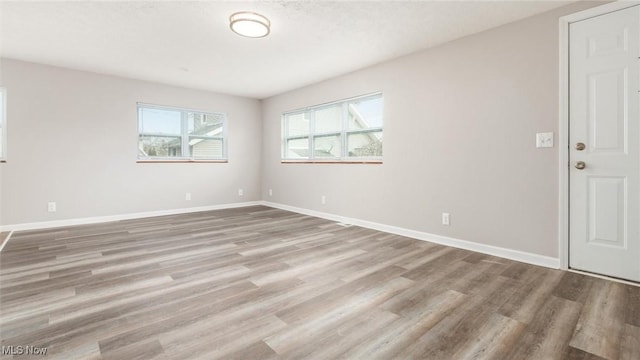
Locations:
282;93;383;162
137;103;227;161
0;88;5;161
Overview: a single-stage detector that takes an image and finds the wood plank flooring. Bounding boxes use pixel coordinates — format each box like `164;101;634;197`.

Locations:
0;232;10;249
0;205;638;359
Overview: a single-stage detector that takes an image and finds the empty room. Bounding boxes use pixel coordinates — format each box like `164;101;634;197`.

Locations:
1;0;639;359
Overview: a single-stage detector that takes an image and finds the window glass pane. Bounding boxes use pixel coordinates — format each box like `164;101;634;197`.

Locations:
188;112;224;136
139;135;182;157
139;108;182;135
314;104;342;133
314;135;341;158
287;112;310;136
137;104;227;160
281;93;383;161
348;96;383;130
348;131;383;157
189;138;223;158
286;138;309;158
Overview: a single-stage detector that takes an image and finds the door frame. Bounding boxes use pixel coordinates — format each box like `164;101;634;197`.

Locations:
558;1;639;271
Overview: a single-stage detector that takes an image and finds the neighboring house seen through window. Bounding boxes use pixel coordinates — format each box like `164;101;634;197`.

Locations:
282;93;383;162
137;103;227;161
0;88;6;161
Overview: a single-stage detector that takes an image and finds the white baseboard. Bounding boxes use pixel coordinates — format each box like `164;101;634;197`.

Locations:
0;201;262;233
261;201;560;269
1;200;561;270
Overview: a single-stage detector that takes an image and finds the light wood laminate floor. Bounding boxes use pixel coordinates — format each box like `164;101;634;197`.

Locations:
1;206;639;359
0;232;10;248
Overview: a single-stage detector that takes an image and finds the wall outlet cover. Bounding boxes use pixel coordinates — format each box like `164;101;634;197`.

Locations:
536;132;554;148
442;212;450;226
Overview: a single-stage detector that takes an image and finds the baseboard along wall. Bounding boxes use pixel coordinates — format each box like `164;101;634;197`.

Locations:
261;201;560;270
0;201;263;233
0;200;561;270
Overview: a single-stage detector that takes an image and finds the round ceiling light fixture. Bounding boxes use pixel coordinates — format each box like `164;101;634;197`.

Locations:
229;11;270;38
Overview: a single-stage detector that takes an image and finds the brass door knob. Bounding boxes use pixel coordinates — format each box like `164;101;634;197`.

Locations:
575;142;586;151
575;161;586;170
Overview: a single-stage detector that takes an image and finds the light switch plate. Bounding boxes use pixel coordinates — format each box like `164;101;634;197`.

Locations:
536;132;554;148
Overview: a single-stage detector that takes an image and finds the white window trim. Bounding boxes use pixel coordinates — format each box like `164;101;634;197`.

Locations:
136;102;228;162
281;92;383;163
0;87;6;162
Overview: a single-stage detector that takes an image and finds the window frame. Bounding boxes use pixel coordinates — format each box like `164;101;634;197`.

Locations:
281;92;383;163
0;87;6;162
136;103;228;163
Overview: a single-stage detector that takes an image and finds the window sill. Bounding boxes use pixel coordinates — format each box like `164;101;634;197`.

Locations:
281;160;382;164
137;159;228;164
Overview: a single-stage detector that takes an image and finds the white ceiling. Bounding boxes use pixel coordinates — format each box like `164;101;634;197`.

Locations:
1;1;576;99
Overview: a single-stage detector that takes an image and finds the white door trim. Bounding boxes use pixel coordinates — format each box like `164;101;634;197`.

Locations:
558;0;640;271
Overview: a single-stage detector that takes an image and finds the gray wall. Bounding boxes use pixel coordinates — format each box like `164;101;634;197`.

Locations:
261;2;601;258
0;2;604;259
0;59;262;226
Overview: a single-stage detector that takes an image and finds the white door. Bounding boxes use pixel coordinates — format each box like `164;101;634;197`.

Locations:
569;5;640;282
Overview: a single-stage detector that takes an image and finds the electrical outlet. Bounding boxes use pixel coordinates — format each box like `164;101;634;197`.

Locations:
321;195;326;205
268;189;273;196
185;192;191;201
238;189;244;196
442;212;450;226
48;202;57;212
536;132;554;148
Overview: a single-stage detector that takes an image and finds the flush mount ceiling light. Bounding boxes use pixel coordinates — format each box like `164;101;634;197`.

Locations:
229;11;270;38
